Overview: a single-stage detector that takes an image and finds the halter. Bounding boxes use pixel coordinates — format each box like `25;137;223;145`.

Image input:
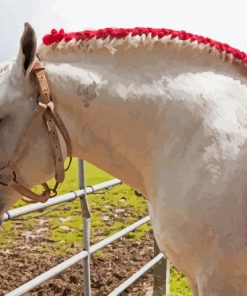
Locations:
0;58;72;203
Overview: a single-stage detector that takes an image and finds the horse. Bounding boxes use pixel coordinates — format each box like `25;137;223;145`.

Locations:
1;23;247;295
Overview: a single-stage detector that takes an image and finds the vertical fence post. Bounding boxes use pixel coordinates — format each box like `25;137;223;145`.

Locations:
166;258;171;294
153;239;170;295
78;159;92;296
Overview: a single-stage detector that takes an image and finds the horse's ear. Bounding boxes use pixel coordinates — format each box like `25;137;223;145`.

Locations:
16;22;37;76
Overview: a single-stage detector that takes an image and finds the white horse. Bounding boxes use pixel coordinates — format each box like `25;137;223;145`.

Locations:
1;23;247;295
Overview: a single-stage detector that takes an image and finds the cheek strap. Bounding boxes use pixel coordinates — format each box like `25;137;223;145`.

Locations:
0;59;72;203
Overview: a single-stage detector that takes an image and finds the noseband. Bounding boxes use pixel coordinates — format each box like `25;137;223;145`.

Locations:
0;58;72;203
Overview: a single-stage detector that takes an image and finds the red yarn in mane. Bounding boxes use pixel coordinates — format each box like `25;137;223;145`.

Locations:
42;27;247;64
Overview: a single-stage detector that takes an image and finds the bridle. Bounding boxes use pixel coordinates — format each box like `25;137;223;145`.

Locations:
0;58;72;203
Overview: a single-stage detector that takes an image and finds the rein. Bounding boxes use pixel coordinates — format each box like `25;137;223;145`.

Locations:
0;58;72;203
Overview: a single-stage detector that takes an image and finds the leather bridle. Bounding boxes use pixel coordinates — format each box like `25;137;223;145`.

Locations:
0;58;72;203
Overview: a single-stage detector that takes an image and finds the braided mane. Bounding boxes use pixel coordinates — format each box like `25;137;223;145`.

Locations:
41;27;247;68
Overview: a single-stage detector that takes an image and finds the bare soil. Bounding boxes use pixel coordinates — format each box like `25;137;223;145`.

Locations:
0;230;155;295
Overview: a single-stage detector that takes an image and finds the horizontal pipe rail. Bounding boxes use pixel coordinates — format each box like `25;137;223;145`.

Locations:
2;179;121;222
89;215;150;254
108;253;165;296
5;216;151;296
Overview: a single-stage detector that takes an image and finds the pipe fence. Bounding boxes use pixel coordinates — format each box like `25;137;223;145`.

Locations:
3;159;170;296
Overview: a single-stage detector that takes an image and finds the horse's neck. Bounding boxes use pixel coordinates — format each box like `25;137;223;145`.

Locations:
42;46;246;197
44;57;166;196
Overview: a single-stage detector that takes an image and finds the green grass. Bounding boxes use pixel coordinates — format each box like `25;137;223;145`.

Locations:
1;160;150;249
0;158;192;295
170;268;192;296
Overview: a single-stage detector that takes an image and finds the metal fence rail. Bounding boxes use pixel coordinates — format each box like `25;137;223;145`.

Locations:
5;216;152;296
108;253;165;296
3;160;170;296
2;178;121;222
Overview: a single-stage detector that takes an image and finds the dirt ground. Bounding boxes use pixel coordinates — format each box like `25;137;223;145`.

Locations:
0;229;157;296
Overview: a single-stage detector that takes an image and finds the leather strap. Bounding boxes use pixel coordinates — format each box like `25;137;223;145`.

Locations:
32;62;50;103
7;102;47;170
0;59;73;203
32;62;65;183
43;106;65;183
9;180;50;203
50;108;72;157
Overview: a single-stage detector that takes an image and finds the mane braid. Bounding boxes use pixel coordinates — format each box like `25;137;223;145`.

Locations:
42;27;247;66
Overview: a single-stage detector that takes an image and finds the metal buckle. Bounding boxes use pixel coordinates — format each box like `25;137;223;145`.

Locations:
47;101;55;112
50;181;59;197
38;101;48;110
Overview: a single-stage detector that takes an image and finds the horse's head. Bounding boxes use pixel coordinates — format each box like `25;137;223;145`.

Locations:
0;23;55;218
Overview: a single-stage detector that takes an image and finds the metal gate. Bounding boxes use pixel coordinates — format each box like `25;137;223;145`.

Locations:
2;159;170;296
